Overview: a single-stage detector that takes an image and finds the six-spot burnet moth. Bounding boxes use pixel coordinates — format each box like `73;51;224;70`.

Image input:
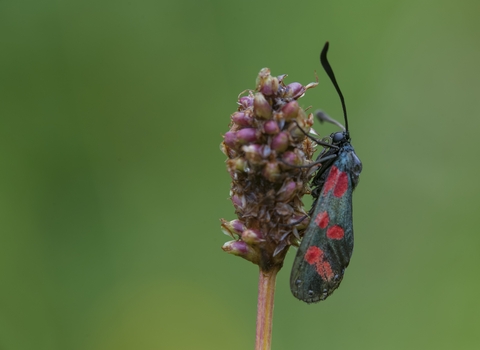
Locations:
290;42;363;303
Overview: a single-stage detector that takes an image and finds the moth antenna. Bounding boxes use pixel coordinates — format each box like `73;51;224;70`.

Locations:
320;42;349;133
314;110;346;131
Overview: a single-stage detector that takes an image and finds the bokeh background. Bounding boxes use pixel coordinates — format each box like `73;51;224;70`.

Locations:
1;0;479;349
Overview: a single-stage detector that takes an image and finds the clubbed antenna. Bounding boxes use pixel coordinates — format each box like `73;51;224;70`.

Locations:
320;42;349;133
314;110;346;131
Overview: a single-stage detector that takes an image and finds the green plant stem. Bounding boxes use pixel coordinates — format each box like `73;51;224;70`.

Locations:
255;267;279;350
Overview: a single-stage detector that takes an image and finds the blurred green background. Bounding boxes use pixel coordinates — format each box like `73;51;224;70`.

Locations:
1;0;479;349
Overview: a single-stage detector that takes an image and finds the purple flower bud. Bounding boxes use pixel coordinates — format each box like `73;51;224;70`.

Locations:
220;218;246;238
222;240;248;254
261;77;279;96
282;151;301;166
238;96;253;108
236;128;259;144
271;131;289;153
231;112;253;127
231;194;246;211
282;100;299;120
222;240;259;263
224;131;238;148
253;93;272;119
264;120;280;134
285;82;305;99
232;220;246;233
256;68;279;96
277;179;298;202
263;161;281;182
241;228;265;244
259;81;272;96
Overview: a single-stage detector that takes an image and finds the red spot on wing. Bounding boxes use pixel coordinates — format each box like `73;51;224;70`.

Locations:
316;259;334;281
323;166;339;194
314;211;329;229
334;171;348;198
304;246;334;280
305;246;321;264
327;225;345;240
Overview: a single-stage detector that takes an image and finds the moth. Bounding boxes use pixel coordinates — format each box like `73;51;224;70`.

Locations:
290;42;362;303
